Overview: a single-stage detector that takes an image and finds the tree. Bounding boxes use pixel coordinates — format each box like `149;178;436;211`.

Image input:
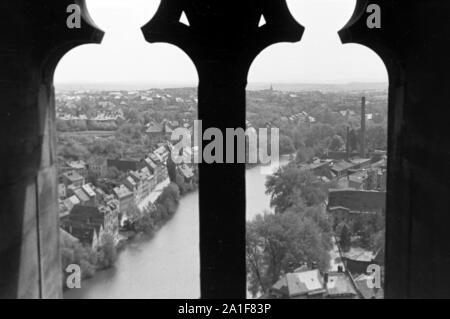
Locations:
329;134;345;151
86;169;99;184
105;166;123;181
340;224;351;252
372;113;385;124
157;183;180;204
265;163;327;213
167;154;178;183
348;129;359;152
246;212;331;297
321;107;338;125
124;109;140;123
97;233;117;269
116;123;143;143
307;124;335;147
134;208;156;234
279;135;296;155
300;206;333;247
295;146;314;164
292;128;306;150
370;229;385;252
356;211;385;249
125;202;142;224
60;140;90;160
56;119;70;132
60;230;97;280
156;183;181;219
366;125;387;150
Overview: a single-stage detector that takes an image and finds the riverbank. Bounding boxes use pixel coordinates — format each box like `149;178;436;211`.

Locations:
64;190;200;298
61;170;199;291
63;160;278;298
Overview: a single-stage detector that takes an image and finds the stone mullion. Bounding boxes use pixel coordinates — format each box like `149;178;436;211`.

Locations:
142;0;303;299
197;60;248;298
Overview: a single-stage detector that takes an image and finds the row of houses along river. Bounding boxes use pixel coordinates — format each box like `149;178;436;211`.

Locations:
64;156;291;299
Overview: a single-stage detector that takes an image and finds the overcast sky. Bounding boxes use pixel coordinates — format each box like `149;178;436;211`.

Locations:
54;0;388;85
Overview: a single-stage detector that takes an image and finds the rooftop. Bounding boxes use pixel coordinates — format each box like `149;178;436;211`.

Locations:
82;184;96;198
73;188;90;202
144;157;157;168
113;184;133;198
331;160;355;172
349;157;372;165
67;160;87;169
343;247;376;262
62;170;84;182
286;269;326;298
146;121;164;133
354;273;384;299
326;272;359;297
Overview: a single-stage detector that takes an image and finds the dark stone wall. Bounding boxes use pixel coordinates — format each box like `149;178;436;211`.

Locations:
0;1;103;298
340;0;450;298
328;189;386;212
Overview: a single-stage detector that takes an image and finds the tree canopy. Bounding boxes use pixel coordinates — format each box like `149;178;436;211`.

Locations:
265;163;328;213
246;211;331;297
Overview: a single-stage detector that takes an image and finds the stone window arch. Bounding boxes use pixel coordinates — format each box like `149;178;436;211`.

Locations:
2;0;450;299
246;0;389;299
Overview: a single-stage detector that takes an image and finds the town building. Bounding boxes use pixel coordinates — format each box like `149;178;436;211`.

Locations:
147;154;168;183
154;145;170;163
268;269;327;299
348;171;368;190
112;184;134;215
145;120;173;138
125;167;157;205
140;167;156;197
81;183;97;205
107;158;144;173
328;189;386;213
87;157;107;178
325;272;361;299
62;195;81;213
349;157;372;170
342;248;383;275
142;156;158;175
72;188;92;206
354;272;384;299
61;170;85;188
330;160;354;179
60;200;120;250
145;121;165;138
299;159;334;180
123;175;138;200
266;268;361;299
66;160;88;178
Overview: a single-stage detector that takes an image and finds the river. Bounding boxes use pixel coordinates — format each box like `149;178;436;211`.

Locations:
64;157;290;299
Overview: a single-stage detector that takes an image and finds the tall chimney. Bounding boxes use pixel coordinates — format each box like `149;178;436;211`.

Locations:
346;126;350;161
360;96;366;158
